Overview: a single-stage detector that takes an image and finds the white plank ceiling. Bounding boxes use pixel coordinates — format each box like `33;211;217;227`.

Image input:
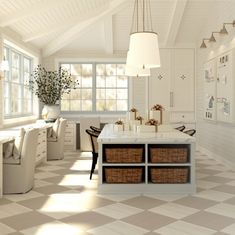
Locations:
0;0;215;56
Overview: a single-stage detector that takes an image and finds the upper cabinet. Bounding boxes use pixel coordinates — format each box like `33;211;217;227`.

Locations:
149;48;195;117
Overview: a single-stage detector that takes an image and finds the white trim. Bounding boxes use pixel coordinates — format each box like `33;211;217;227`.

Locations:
197;145;235;170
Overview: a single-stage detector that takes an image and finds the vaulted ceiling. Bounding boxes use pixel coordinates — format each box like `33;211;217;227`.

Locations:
0;0;214;57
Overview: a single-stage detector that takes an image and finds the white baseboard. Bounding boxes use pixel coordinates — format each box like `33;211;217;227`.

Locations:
197;145;235;170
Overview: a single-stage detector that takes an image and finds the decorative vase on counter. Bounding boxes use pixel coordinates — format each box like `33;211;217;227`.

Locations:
42;104;60;120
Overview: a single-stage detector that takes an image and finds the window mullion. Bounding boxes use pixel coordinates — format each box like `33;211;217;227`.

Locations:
93;62;96;112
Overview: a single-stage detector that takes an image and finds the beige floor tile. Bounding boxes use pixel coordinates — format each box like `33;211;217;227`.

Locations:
4;191;44;202
196;179;220;189
212;185;235;194
97;194;138;202
61;211;114;230
183;211;235;230
144;194;186;202
149;203;199;219
0;222;16;234
215;172;235;180
0;203;32;219
197;168;222;175
17;196;50;210
1;211;54;230
0;198;13;205
34;172;59;180
93;203;143;219
174;196;217;209
34;179;53;188
226;180;235;186
122;211;175;230
155;221;216;235
205;203;235;219
121;196;165;210
88;220;149;235
33;185;69;195
204;176;233;184
196;172;210;179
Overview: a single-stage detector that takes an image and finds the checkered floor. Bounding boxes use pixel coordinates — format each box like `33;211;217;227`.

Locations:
1;150;235;235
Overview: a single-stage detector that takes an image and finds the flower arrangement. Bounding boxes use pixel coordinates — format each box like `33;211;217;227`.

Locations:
130;107;138;112
115;120;124;125
136;116;143;121
145;119;158;126
151;104;164;111
29;65;78;105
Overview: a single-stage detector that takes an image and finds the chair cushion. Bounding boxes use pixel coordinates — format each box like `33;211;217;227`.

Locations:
3;142;14;159
14;128;25;156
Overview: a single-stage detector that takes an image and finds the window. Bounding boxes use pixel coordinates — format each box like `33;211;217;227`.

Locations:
61;63;128;113
4;45;33;118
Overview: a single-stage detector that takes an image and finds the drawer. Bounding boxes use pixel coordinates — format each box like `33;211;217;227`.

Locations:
170;112;195;123
66;123;74;128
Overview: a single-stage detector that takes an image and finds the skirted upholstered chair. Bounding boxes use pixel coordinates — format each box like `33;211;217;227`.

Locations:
47;118;67;160
3;128;39;194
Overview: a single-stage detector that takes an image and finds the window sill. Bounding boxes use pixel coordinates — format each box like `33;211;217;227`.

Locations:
3;115;38;129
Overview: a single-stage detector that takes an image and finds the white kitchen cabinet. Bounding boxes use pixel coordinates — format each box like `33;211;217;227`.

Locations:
64;121;76;150
149;48;195;123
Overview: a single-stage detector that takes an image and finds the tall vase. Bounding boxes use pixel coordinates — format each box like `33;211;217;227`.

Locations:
42;104;60;120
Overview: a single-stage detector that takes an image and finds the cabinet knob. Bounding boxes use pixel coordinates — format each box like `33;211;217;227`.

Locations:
158;74;163;80
180;75;186;80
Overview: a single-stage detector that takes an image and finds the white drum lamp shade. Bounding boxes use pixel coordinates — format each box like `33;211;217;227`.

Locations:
128;32;161;69
125;51;150;77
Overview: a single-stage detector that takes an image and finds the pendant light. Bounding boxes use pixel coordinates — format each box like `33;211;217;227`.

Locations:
126;0;160;70
125;51;150;77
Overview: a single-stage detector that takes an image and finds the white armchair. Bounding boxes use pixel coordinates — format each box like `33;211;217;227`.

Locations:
3;128;39;194
47;118;67;160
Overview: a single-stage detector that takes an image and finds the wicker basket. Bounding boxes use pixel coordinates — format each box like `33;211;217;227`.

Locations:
105;168;143;183
150;167;189;184
150;147;188;163
105;148;143;163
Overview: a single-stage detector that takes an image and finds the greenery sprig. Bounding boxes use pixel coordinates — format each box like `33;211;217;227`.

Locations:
29;65;78;105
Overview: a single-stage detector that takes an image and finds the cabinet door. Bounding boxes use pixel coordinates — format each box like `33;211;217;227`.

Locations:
171;49;195;112
149;49;171;110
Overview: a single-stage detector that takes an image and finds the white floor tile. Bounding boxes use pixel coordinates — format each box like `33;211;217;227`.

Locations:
194;190;234;202
0;203;32;219
155;221;216;235
21;221;83;235
93;203;143;219
34;179;53;188
97;194;138;202
196;173;210;179
206;203;235;219
226;180;235;186
149;203;198;219
221;223;235;234
88;220;148;235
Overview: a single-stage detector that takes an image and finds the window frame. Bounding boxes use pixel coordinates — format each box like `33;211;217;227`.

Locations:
3;44;34;119
60;62;129;115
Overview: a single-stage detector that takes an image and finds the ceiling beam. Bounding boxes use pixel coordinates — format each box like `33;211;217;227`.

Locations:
165;0;188;47
0;0;68;27
23;5;108;42
43;0;128;57
103;15;113;54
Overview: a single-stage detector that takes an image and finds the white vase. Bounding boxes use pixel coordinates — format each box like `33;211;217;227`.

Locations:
42;104;60;120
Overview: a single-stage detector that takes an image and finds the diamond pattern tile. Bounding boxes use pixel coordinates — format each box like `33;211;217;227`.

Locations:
0;150;234;234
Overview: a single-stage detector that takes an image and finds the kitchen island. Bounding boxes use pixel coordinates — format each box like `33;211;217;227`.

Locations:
97;124;196;194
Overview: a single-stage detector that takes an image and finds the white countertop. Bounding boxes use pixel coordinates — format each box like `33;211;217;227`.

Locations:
98;124;195;144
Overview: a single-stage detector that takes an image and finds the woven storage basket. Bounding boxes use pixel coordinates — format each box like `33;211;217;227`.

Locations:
105;168;143;183
105;148;143;163
150;167;189;183
150;147;188;163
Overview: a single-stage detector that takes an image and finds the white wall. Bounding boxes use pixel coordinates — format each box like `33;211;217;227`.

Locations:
196;1;235;165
